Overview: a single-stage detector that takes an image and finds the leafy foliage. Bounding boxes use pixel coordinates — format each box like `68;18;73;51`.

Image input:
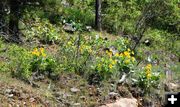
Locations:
9;46;56;80
137;64;161;94
22;18;60;43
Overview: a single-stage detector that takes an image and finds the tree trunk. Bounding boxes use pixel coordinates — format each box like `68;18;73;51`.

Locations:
0;1;6;33
9;0;20;39
95;0;101;31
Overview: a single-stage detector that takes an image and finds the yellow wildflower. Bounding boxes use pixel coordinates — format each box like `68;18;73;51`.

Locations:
119;53;124;57
40;48;44;53
32;48;40;56
115;53;119;57
146;70;151;79
35;48;38;51
145;64;152;79
146;73;151;79
131;51;134;55
124;59;130;64
124;51;130;58
107;51;112;57
40;48;46;57
109;64;113;69
131;57;135;62
145;64;152;70
112;60;116;65
42;53;46;57
127;48;131;52
105;50;108;53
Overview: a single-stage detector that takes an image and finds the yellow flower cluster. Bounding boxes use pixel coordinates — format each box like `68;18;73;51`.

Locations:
119;49;135;64
97;58;117;70
105;48;135;65
31;48;46;57
109;58;117;69
109;64;113;69
145;64;152;79
123;51;131;58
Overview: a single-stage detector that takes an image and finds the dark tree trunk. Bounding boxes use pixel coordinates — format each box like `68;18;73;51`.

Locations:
95;0;101;31
0;1;6;33
9;0;20;39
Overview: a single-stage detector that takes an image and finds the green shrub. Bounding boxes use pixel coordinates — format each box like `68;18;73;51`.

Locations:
22;18;60;43
136;64;161;94
102;0;141;34
9;46;56;80
63;7;94;27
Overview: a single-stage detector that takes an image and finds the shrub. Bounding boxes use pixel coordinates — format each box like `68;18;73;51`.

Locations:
10;46;56;80
22;18;60;43
31;48;56;76
137;64;161;94
63;7;94;27
92;48;136;80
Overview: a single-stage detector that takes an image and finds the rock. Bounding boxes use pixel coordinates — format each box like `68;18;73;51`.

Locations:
80;96;86;100
86;26;92;32
70;87;80;93
109;46;119;55
7;94;14;98
165;82;179;91
108;92;119;100
63;23;76;33
109;92;119;96
5;89;12;93
100;98;138;107
144;39;151;46
29;97;35;103
73;103;81;106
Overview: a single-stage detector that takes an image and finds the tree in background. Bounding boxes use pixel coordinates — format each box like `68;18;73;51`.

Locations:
0;0;42;42
8;0;21;41
95;0;101;31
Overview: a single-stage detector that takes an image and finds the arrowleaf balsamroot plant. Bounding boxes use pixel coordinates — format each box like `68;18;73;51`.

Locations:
137;64;161;93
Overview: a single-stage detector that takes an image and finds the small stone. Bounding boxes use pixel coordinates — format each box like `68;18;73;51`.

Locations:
63;23;76;33
70;87;80;93
165;82;179;91
109;92;119;96
8;94;14;98
80;96;86;100
86;26;92;31
29;97;35;102
109;92;119;100
73;103;81;106
21;93;28;99
23;102;26;105
5;89;12;93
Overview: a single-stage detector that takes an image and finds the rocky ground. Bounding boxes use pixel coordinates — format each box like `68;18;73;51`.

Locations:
0;69;179;107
